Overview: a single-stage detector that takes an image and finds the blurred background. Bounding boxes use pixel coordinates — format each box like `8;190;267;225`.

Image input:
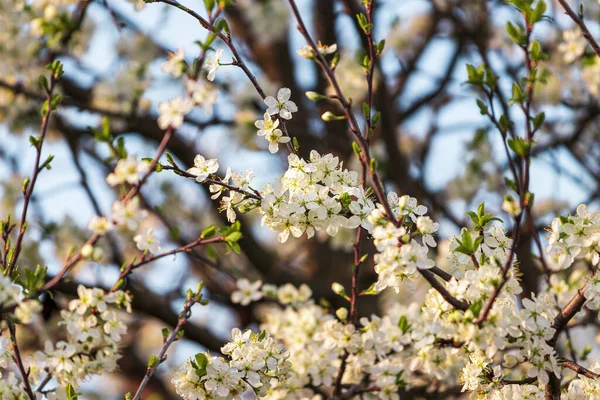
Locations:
2;0;600;397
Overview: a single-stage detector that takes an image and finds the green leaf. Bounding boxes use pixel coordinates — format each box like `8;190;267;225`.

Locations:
507;137;532;156
362;102;370;119
205;245;218;259
192;353;209;377
148;354;160;368
40;100;49;117
506;21;525;45
484;68;498;91
532;112;545;131
204;0;215;11
361;283;380;296
370;158;377;171
372;111;381;126
39;75;49;92
465;64;484;85
225;231;242;243
257;329;267;341
476;99;488;115
397;315;411;333
50;93;62;110
213;18;229;34
66;383;82;400
201;225;217;239
508;82;525;106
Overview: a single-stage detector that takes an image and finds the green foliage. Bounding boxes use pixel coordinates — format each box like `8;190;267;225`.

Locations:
221;221;243;254
201;225;217;239
191;353;209;377
66;383;82;400
453;228;483;256
356;13;372;34
16;265;48;295
466;203;502;232
507;136;533;156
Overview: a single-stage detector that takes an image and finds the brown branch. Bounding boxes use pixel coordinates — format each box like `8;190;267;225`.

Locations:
6;75;58;275
110;235;226;291
131;287;205;400
420;269;469;310
8;322;36;400
560;359;600;380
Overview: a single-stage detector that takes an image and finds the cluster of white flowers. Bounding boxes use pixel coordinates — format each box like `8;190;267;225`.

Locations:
565;362;600;399
156;48;221;130
0;371;30;400
546;204;600;269
33;285;132;385
218;201;600;399
187;159;257;223
186;150;376;233
252;87;296;154
255;111;290;154
367;194;436;292
258;151;371;243
240;285;415;399
1;285;131;396
172;328;290;399
86;195;159;255
231;280;312;308
106;155;150;187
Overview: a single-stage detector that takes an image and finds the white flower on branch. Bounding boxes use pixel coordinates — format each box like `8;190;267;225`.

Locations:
133;228;161;254
231;279;263;306
106;156;150;187
157;96;194;129
205;48;223;81
162;48;186;78
264;88;298;120
187;154;219;183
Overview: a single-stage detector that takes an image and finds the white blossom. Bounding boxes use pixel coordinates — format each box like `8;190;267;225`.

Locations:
264;88;298;120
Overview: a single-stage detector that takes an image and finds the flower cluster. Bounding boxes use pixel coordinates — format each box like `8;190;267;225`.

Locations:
106;155;150;187
231;280;312;307
367;194;436;292
171;328;290;399
546;204;600;269
1;285;132;396
258;151;371;242
253;87;297;154
33;285;132;385
156;48;221;130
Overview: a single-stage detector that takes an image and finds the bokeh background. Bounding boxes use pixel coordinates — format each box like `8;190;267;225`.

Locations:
2;0;600;398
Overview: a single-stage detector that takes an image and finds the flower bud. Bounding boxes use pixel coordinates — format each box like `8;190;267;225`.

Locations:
81;244;94;259
92;247;104;261
305;91;326;101
336;307;348;321
502;195;522;217
331;282;347;298
321;111;345;121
